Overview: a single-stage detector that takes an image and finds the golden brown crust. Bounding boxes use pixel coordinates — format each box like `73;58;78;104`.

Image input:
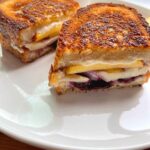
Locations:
53;3;150;70
0;0;79;62
0;0;79;43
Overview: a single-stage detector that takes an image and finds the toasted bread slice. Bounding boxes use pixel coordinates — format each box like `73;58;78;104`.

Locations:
49;3;150;94
54;3;150;69
0;0;79;62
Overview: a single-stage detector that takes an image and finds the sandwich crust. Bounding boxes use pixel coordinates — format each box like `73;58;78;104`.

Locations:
53;3;150;70
0;0;79;62
0;0;79;42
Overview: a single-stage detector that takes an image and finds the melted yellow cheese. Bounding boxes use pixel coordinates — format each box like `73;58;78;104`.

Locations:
147;17;150;25
35;22;62;41
65;60;143;74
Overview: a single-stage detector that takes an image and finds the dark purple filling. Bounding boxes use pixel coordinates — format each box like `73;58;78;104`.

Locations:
72;80;111;90
71;73;142;91
118;76;142;83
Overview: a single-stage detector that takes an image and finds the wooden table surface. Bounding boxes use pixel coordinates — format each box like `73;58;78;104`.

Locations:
0;133;44;150
0;132;150;150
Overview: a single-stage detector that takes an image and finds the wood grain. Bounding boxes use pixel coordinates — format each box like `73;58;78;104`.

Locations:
0;132;150;150
0;133;44;150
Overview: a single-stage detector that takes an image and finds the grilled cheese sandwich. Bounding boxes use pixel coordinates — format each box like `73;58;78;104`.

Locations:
0;0;79;62
49;3;150;94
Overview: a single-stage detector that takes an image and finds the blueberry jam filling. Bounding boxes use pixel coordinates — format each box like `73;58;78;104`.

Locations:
72;80;111;90
71;72;142;90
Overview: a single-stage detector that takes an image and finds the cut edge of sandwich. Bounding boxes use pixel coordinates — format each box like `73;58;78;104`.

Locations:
49;60;150;94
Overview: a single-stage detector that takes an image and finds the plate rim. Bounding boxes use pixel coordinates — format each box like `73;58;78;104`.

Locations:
1;122;150;150
0;0;150;150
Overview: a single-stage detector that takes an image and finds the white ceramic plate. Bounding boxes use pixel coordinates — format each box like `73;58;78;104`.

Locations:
0;0;150;150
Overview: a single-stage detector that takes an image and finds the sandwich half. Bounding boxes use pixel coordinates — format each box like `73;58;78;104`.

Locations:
0;0;79;62
49;3;150;94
